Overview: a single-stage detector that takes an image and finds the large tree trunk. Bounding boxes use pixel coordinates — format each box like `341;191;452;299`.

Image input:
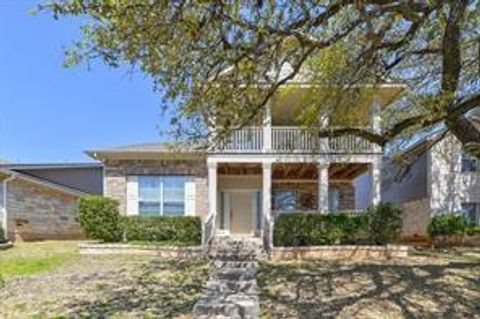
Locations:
447;116;480;158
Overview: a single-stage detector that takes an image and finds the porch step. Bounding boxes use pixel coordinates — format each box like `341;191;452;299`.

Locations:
194;236;263;319
206;279;259;294
193;292;260;318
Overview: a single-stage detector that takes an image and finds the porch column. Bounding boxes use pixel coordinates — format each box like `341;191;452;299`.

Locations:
263;101;272;152
317;163;329;213
318;114;329;152
371;97;382;153
370;159;381;206
262;161;273;253
204;161;218;246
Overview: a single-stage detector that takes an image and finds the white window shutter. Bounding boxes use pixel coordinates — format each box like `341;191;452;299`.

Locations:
126;176;139;216
184;179;196;216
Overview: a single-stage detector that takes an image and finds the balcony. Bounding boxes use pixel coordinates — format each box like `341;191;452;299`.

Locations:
213;126;378;154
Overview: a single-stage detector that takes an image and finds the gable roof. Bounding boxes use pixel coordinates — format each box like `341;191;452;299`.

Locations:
0;162;103;195
86;142;206;161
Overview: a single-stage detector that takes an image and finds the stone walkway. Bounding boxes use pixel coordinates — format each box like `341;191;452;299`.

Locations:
193;237;263;319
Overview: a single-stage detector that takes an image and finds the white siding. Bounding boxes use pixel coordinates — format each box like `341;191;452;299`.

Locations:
430;135;480;215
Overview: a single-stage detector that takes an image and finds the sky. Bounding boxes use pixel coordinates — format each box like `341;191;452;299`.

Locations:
0;1;170;163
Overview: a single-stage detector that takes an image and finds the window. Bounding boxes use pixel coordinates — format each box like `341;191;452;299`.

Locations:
138;176;187;216
273;189;296;211
329;188;340;211
461;152;477;172
461;203;479;225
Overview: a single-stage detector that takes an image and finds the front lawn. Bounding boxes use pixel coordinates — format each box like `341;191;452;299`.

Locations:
0;241;210;318
258;249;480;318
0;241;79;280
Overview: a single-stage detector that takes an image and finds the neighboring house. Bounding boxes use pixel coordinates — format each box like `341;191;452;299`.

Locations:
0;163;103;241
88;78;403;251
383;131;480;237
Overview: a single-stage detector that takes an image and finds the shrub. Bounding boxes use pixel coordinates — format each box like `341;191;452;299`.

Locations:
78;196;122;242
466;225;480;236
427;214;467;237
122;216;201;245
0;226;5;243
273;212;368;247
364;203;403;245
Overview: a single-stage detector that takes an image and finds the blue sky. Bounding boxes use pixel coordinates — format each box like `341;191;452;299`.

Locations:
0;1;169;163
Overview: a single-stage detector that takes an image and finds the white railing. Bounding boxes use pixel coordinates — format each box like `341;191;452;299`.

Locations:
213;126;375;153
328;134;373;153
272;127;317;151
216;127;263;152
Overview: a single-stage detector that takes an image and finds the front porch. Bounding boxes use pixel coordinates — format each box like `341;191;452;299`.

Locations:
204;158;382;251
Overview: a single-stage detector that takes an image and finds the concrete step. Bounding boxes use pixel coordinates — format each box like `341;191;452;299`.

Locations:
212;267;257;281
206;278;259;294
193;292;260;318
214;260;258;269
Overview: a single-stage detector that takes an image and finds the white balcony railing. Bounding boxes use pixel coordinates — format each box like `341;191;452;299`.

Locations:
213;126;376;153
216;127;263;152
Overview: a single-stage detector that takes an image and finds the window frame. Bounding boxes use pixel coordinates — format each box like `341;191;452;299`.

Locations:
461;152;477;173
137;175;189;217
460;202;479;225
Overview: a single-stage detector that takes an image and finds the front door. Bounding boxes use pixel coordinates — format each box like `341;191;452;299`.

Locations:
230;191;254;234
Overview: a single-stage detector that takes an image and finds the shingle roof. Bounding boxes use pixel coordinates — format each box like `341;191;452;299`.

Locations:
86;142;205;161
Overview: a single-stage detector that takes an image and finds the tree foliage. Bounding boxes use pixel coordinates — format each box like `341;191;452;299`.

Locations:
42;1;480;156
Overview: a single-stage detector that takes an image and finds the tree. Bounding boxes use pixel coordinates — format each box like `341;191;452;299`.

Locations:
42;1;480;157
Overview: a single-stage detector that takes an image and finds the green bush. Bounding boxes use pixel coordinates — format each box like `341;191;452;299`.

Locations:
274;204;403;247
364;203;403;245
273;212;368;247
78;196;122;242
427;214;467;237
0;226;5;243
122;216;201;245
466;225;480;236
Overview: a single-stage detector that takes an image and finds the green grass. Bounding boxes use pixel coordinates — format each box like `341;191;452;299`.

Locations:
0;241;79;280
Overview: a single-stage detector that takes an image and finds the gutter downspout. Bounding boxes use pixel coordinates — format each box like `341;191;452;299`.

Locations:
2;175;15;240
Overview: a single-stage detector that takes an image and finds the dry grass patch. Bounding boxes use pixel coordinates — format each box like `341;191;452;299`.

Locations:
258;250;480;318
0;241;210;318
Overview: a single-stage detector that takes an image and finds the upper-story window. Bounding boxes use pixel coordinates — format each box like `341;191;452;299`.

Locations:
461;151;477;172
138;175;186;216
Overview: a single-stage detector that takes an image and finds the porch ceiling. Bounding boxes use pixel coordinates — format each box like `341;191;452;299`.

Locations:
218;163;369;180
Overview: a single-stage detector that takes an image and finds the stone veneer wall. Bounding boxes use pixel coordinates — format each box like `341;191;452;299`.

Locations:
272;181;355;210
400;198;431;237
6;178;83;241
104;159;208;218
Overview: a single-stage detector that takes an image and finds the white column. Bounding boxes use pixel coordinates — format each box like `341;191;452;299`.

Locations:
371;97;382;153
208;161;218;218
262;161;273;253
319;114;329;152
317;163;329;213
370;159;381;206
204;161;218;245
263;102;272;152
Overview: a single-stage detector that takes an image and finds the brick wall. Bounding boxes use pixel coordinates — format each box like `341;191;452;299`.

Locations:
104;159;208;218
6;178;83;241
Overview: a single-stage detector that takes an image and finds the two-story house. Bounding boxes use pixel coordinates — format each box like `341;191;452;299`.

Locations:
383;127;480;238
88;78;403;251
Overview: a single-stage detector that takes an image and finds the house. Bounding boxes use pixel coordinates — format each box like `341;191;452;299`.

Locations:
87;82;403;251
0;163;103;241
383;129;480;237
